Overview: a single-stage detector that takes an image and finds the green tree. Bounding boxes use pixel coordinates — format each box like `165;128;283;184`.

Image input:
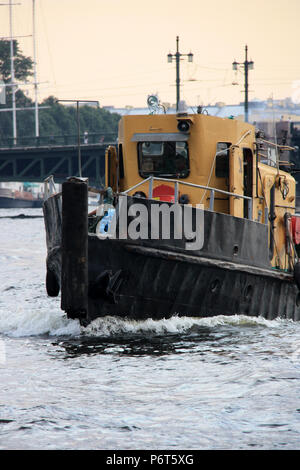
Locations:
0;39;33;83
0;40;121;144
0;39;34;143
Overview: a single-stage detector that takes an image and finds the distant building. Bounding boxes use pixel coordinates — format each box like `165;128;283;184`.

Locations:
105;98;300;123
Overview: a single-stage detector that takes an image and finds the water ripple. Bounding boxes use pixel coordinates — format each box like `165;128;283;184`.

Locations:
1;212;300;449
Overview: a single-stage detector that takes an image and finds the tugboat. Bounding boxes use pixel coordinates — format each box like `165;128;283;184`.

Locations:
43;105;300;325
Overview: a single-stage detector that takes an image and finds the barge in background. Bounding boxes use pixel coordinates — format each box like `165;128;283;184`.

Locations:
43;108;300;326
0;183;43;208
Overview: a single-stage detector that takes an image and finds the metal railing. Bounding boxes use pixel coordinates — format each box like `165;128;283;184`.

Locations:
0;132;117;148
122;176;253;220
44;175;58;199
43;175;105;201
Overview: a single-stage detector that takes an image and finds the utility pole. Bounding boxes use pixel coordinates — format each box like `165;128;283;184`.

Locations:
56;100;99;178
232;45;254;123
1;1;42;144
32;0;39;138
167;36;193;112
9;0;17;144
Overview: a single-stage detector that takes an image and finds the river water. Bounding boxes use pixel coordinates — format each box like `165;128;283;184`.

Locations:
0;207;300;450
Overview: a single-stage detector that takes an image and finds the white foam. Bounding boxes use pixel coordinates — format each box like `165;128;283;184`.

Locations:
0;303;81;338
0;297;290;340
82;314;284;337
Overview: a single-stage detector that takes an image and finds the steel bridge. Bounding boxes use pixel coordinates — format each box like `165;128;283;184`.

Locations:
0;133;117;186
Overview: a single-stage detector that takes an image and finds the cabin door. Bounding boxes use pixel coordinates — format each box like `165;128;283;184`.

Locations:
105;145;118;192
229;146;244;218
243;148;253;218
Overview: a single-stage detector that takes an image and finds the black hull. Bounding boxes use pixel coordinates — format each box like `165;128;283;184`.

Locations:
0;196;43;208
86;236;300;323
43;193;300;325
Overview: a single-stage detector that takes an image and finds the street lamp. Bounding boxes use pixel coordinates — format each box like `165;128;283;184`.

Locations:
232;45;254;123
167;36;193;112
57;99;99;177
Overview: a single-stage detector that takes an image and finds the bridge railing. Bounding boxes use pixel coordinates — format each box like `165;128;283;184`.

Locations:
0;132;118;148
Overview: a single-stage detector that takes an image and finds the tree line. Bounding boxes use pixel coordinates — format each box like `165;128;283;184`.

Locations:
0;40;121;146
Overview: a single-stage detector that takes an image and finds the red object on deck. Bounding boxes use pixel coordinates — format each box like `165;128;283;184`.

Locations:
152;184;175;203
14;190;34;201
291;215;300;245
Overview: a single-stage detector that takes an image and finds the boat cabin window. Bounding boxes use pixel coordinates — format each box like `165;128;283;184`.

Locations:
138;141;189;178
215;142;231;178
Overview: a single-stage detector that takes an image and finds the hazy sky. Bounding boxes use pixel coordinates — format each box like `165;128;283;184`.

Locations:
1;0;300;108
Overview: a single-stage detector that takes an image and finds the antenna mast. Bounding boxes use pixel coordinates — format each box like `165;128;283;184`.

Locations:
32;0;39;137
9;0;17;144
